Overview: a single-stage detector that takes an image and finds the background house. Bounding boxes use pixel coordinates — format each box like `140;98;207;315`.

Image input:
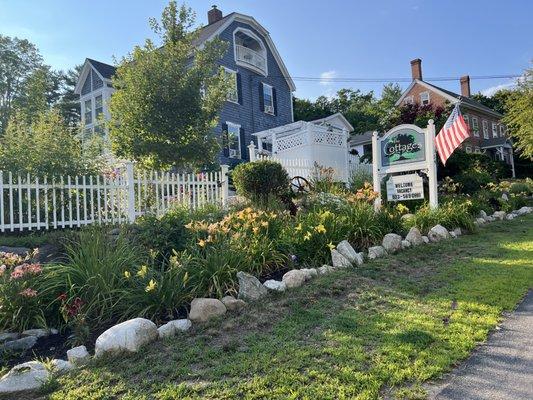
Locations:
395;58;515;176
74;5;295;166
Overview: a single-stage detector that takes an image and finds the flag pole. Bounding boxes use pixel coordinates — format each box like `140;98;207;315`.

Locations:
426;119;438;209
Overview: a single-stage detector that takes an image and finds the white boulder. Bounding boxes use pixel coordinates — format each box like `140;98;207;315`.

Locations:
189;298;226;323
157;319;192;339
67;345;90;366
221;295;246;312
516;206;532;215
282;269;307;288
95;318;158;358
506;214;515;220
331;249;352;268
479;210;488;219
300;268;318;281
453;228;463;236
368;245;387;259
236;271;268;301
493;211;506;220
382;233;403;253
428;225;450;242
21;328;51;339
405;227;424;246
336;240;359;264
263;279;286;292
422;236;430;244
449;231;457;239
50;359;74;374
401;240;411;249
0;361;49;395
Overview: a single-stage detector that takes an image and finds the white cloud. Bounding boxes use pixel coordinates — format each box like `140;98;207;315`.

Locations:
481;79;518;96
319;70;337;86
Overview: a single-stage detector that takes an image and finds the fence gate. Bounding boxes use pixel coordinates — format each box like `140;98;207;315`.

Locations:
0;163;229;233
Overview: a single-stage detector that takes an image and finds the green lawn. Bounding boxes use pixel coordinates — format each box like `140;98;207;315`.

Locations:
42;215;533;400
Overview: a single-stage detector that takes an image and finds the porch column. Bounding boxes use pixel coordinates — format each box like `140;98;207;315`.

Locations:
271;132;277;155
510;146;516;178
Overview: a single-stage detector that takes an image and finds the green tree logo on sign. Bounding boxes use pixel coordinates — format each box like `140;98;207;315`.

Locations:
384;133;422;162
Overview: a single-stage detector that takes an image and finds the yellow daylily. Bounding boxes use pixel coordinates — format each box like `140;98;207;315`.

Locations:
198;239;206;247
327;242;335;250
145;279;157;292
124;270;131;279
261;221;269;227
303;231;312;241
295;223;303;232
315;224;326;234
253;226;260;234
137;265;148;278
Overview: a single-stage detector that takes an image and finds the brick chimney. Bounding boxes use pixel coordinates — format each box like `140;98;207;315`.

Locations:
410;58;422;81
460;75;471;97
208;5;223;24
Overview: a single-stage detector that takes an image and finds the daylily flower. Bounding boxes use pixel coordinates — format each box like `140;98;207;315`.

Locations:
124;270;131;279
145;279;157;292
327;242;336;250
315;224;326;234
137;265;148;278
198;239;206;247
303;231;312;241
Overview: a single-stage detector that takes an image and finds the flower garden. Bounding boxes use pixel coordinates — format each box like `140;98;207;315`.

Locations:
0;160;532;394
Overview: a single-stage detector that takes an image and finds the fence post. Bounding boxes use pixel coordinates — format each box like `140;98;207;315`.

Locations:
125;161;136;223
248;142;257;161
220;164;230;207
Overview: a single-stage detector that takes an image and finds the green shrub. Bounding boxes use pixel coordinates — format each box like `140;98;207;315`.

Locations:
406;202;475;233
454;170;492;195
509;181;531;195
232;160;289;203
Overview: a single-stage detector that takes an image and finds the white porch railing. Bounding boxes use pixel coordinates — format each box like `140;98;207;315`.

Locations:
235;45;267;74
0;163;229;232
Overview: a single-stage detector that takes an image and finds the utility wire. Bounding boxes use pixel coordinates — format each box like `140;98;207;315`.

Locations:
282;74;521;83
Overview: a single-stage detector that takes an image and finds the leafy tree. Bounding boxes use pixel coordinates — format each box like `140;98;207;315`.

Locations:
503;67;533;159
471;90;513;115
0;35;43;134
109;1;229;169
0;109;98;176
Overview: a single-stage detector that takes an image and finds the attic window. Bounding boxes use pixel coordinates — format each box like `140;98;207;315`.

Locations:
233;28;267;76
420;91;430;106
404;96;414;105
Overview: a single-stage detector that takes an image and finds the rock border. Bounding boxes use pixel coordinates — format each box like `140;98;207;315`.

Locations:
1;206;531;395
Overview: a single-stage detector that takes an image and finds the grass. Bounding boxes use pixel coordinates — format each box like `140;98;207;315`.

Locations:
39;215;533;400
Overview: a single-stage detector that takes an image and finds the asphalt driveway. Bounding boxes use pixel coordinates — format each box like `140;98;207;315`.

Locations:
428;290;533;400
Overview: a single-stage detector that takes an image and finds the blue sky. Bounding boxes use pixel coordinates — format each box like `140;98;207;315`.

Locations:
1;0;531;100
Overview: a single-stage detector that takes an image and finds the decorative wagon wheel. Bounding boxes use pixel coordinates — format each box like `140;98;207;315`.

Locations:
290;176;312;194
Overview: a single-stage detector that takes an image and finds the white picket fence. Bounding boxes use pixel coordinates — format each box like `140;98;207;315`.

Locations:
0;163;229;232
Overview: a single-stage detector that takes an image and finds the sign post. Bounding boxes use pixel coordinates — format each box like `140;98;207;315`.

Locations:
372;120;438;210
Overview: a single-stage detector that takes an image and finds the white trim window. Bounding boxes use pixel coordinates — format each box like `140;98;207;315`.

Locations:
492;122;498;138
224;68;239;103
84;99;92;125
404;95;414;105
262;83;275;115
420;91;430;106
226;122;241;159
499;124;505;137
482;120;489;139
95;95;103;119
471;117;479;137
465;145;472;153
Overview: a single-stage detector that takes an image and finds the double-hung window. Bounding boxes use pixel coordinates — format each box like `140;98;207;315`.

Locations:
499;124;505;137
420;91;430;106
262;83;275;115
471;117;479;137
482;120;489;139
95;95;103;119
225;122;241;159
463;114;469;129
224;68;238;103
84;99;92;125
492;122;498;138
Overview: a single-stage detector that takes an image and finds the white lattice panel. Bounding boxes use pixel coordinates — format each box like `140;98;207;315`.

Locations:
313;131;345;147
276;132;308;152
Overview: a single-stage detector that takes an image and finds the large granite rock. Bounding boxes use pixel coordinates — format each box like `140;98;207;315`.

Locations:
368;246;387;260
405;227;424;246
50;359;74;374
221;295;246;312
516;206;532;216
237;271;268;301
452;228;463;236
263;279;286;292
317;265;334;275
95;318;158;358
300;268;318;281
493;211;506;220
478;210;487;219
382;233;402;253
67;345;90;366
428;224;450;242
282;270;307;289
336;241;358;264
331;249;352;268
0;332;19;343
188;298;226;323
1;336;37;353
0;361;49;395
157;319;192;339
401;240;411;249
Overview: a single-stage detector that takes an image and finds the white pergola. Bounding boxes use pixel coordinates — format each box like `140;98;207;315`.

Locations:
249;114;356;182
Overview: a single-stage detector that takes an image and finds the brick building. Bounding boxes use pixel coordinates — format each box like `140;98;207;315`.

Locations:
395;59;515;176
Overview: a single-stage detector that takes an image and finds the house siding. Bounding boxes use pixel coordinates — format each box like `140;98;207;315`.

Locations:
215;20;293;165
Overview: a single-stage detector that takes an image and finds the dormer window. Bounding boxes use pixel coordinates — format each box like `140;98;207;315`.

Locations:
420;91;430;106
233;28;267;76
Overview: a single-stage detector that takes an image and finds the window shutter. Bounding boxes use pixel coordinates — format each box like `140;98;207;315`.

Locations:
239;127;246;160
221;123;229;157
272;87;277;116
258;83;264;112
236;73;243;105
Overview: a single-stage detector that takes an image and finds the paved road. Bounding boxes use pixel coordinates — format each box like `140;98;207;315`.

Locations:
428;290;533;400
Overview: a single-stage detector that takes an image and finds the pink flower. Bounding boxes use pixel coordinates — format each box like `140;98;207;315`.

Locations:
19;288;38;297
10;263;42;280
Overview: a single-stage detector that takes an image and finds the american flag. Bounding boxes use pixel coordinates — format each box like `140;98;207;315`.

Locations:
435;104;471;165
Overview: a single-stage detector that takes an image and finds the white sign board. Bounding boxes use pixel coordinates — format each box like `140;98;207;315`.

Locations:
386;174;424;201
